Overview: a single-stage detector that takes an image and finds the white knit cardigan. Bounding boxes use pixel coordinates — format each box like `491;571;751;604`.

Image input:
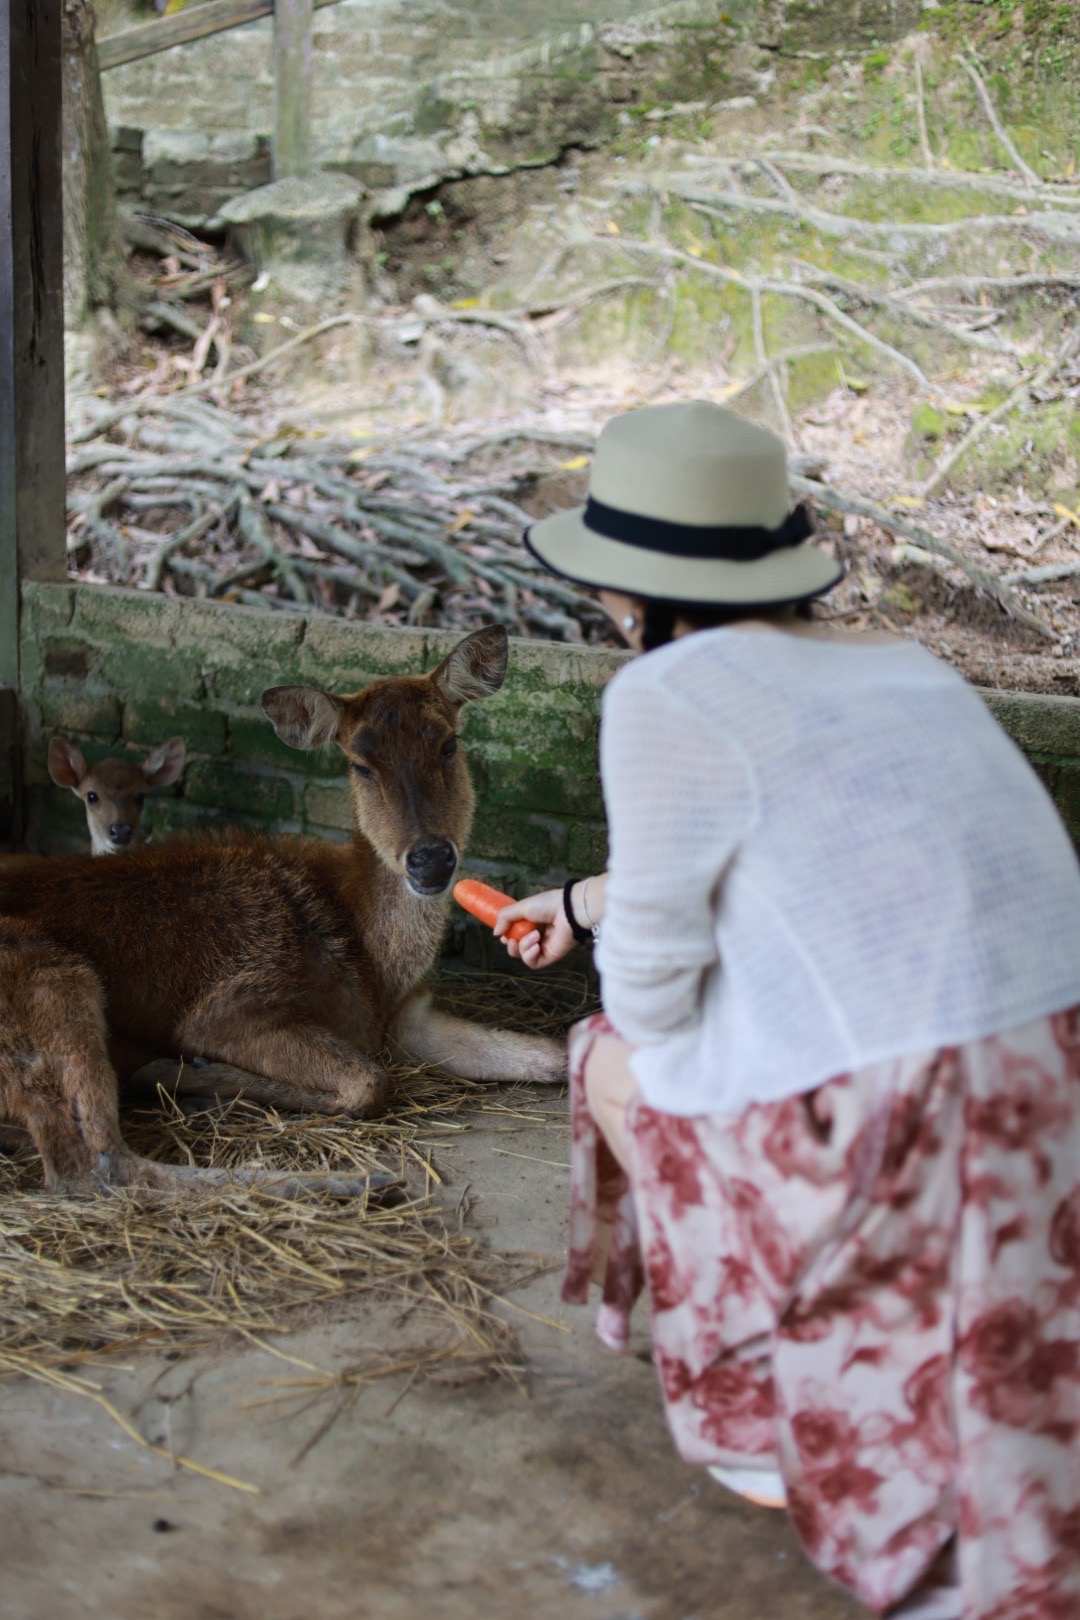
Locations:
595;628;1080;1117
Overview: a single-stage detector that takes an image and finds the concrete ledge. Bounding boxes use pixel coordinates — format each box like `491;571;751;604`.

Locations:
19;582;1080;867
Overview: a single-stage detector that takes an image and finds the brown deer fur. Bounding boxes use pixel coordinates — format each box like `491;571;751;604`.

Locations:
0;627;564;1192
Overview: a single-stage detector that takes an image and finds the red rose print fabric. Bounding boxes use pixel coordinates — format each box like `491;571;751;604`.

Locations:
562;1009;1080;1618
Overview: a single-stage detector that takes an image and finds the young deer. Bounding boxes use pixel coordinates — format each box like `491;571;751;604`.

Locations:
47;736;187;854
0;627;564;1194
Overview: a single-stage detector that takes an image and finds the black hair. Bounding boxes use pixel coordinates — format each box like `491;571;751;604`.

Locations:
639;597;816;653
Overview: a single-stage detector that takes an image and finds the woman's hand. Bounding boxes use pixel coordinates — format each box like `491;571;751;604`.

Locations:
494;888;575;970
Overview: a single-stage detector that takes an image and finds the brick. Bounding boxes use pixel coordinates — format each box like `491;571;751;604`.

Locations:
20;582;76;639
42;637;99;680
97;642;205;703
478;755;604;819
468;808;556;870
567;822;608;874
980;689;1080;761
183;762;296;823
28;788;94;855
149;798;244;839
303;780;354;833
302;616;428;688
229;712;338;773
125;697;227;756
36;684;122;741
172;596;305;666
72;584;185;645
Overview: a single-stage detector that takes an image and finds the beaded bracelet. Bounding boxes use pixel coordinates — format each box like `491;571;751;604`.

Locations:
562;878;593;946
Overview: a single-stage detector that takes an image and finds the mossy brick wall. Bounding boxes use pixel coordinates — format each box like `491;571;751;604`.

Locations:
18;583;623;901
17;582;1080;890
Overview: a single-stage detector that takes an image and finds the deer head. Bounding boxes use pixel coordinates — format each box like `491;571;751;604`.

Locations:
262;626;508;896
47;737;187;855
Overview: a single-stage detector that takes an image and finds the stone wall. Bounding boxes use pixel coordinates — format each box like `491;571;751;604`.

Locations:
19;583;619;905
18;581;1080;924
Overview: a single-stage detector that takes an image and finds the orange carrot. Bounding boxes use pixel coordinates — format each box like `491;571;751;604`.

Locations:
453;879;534;942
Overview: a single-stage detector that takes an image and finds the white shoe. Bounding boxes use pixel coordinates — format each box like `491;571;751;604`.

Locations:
706;1463;787;1510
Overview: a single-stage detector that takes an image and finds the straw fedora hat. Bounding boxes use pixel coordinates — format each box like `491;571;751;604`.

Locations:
525;401;841;606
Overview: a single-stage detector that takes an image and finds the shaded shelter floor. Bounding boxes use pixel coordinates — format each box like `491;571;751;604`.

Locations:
0;1084;860;1620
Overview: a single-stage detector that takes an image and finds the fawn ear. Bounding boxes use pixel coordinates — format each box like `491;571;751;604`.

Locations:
48;736;87;792
262;686;344;751
431;625;508;706
143;736;186;788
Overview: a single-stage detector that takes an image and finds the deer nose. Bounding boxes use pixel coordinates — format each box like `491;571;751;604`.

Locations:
109;822;133;845
404;840;458;892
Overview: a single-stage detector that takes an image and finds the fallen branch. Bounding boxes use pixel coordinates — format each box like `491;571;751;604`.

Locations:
919;329;1080;498
962;58;1040;187
793;265;1023;359
597;233;928;385
1002;559;1080;586
69;315;362;444
790;474;1056;640
664;178;1080;247
681;150;1080;211
914;59;934;171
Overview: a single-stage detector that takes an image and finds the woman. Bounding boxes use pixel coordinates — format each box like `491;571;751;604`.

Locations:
493;401;1080;1619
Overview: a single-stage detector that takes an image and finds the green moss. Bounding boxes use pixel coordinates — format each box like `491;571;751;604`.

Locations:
911;403;949;441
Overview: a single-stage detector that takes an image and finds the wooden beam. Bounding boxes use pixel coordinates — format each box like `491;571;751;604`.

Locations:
0;0;67;695
273;0;312;178
96;0;342;73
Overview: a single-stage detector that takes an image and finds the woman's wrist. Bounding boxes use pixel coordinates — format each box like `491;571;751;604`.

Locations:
562;878;595;944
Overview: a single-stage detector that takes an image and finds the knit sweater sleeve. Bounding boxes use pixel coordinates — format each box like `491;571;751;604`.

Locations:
595;663;757;1047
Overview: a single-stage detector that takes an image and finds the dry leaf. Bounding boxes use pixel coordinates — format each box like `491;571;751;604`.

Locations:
377;583;401;612
891;495;926;510
558;455;590;471
450;298;479;310
604;220;621;236
447;509;475;536
1053;503;1080;529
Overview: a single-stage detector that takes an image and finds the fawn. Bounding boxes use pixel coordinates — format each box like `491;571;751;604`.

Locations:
0;627;564;1195
47;736;187;854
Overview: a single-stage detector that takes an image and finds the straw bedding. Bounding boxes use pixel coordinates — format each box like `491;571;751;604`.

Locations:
0;970;592;1402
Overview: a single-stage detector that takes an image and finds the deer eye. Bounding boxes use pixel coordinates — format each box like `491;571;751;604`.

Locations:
86;791;99;804
135;794;146;806
352;761;373;779
441;736;458;759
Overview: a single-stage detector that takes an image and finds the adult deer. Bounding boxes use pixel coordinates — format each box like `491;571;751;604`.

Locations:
0;627;564;1194
48;736;187;854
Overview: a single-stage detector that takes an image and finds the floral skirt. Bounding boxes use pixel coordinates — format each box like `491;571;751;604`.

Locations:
562;1009;1080;1619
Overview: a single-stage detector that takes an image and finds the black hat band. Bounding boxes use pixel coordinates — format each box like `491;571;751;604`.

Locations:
583;495;814;562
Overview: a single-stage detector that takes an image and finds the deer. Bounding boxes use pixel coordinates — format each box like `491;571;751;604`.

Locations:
47;736;187;854
0;627;565;1196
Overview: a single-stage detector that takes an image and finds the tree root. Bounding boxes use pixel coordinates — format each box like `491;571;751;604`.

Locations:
791;475;1056;640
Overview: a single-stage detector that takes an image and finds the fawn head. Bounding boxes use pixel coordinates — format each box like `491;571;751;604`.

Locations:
262;626;508;896
48;736;187;855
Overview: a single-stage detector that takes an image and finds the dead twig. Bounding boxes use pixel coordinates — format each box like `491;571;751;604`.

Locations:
919;329;1080;498
961;57;1040;187
790;473;1056;640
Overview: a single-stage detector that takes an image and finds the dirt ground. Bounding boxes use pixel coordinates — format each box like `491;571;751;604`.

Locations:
0;1063;863;1620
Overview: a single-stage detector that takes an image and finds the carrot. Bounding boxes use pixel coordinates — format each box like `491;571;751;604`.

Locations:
453;879;534;943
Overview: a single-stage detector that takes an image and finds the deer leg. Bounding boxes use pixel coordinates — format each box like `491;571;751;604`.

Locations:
126;1058;339;1115
0;933;138;1191
388;991;567;1085
175;1014;390;1118
0;934;397;1199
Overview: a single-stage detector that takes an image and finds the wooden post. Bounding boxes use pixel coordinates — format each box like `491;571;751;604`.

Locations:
273;0;313;179
0;0;67;679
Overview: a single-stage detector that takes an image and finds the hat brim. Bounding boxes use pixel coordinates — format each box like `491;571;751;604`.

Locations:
525;506;843;606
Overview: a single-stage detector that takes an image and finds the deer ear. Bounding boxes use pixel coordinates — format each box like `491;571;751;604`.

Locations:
262;686;344;751
431;626;508;706
48;736;87;791
143;736;186;788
